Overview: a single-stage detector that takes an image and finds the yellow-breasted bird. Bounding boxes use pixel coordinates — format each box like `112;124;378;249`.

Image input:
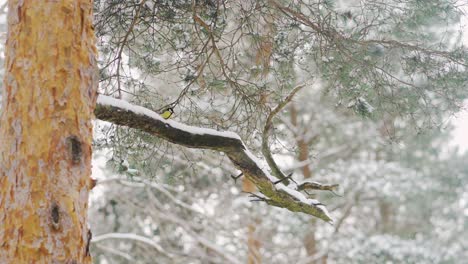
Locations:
160;107;174;119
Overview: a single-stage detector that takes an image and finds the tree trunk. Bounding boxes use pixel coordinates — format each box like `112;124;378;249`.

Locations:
291;104;327;264
247;221;262;264
242;177;262;264
378;200;394;233
0;1;97;263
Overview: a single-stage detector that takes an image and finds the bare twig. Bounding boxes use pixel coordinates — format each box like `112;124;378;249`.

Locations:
115;0;147;98
230;172;244;183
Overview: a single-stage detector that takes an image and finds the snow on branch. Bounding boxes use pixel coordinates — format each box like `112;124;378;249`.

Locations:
98;176;202;214
92;232;171;258
95;95;333;223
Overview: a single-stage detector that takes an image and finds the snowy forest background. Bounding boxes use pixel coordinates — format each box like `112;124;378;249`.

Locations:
1;0;468;263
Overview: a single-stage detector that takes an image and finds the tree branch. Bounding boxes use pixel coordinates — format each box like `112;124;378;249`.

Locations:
94;95;333;223
95;244;134;262
92;232;171;258
115;0;147;98
261;84;306;185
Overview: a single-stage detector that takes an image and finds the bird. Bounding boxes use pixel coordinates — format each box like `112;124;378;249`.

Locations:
160;107;174;119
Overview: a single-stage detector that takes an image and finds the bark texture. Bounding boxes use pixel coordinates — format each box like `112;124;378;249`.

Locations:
0;1;97;263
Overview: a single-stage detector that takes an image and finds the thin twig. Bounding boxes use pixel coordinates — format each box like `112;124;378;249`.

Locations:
115;0;147;98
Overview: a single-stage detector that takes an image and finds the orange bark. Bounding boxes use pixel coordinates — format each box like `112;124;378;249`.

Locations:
242;177;262;264
291;104;327;264
0;1;97;263
247;222;262;264
290;104;311;179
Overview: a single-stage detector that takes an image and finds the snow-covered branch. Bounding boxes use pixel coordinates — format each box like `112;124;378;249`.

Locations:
95;95;333;223
91;233;171;258
95;244;134;262
98;176;202;214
